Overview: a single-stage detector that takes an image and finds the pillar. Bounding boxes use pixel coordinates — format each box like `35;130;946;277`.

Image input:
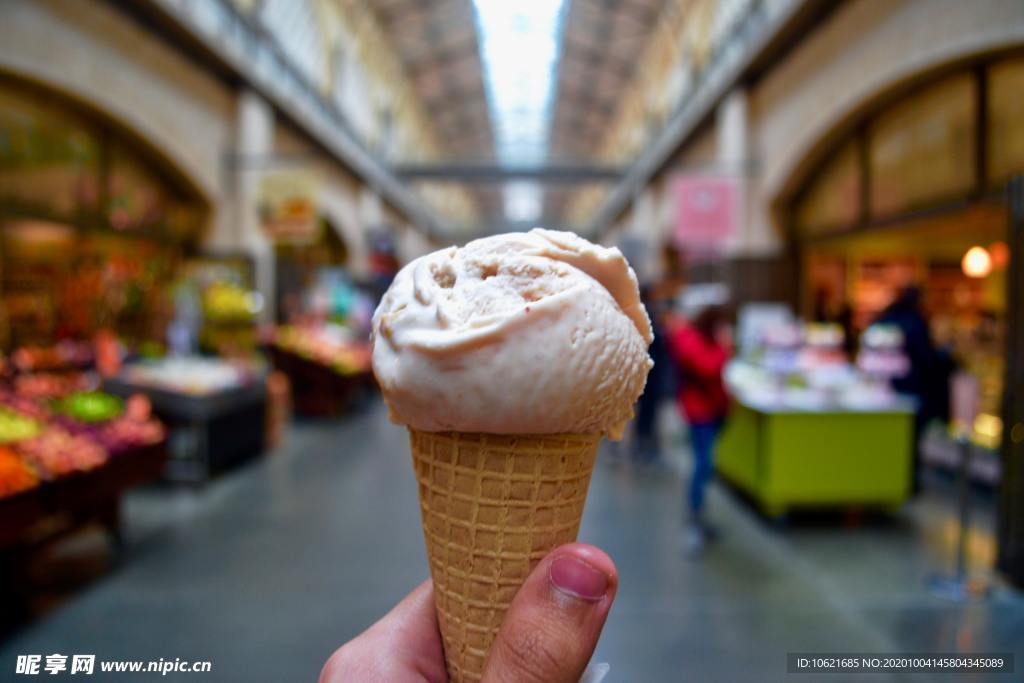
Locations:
998;175;1024;588
235;90;276;324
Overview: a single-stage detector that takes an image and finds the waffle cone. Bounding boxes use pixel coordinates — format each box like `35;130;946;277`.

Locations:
409;429;599;683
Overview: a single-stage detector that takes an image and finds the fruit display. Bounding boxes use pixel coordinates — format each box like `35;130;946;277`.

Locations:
97;416;165;454
0;383;165;492
10;341;94;372
274;325;372;376
0;407;43;444
0;446;39;498
125;393;153;422
55;391;124;423
202;281;261;323
0;340;168;491
15;427;109;479
14;371;91;400
0;390;51;420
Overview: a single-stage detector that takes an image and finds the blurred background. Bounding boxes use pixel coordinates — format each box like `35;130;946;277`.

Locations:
1;0;1023;680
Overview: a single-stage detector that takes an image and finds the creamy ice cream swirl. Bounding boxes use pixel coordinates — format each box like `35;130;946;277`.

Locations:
372;229;653;439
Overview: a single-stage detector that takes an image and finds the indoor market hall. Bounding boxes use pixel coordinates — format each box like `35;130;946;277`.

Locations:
1;1;1024;682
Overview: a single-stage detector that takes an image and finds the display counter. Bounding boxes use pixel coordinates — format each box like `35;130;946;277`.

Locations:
0;441;166;629
104;358;267;482
0;441;166;548
269;325;373;417
716;394;915;517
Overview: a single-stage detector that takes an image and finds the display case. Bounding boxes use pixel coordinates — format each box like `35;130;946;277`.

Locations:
104;357;267;482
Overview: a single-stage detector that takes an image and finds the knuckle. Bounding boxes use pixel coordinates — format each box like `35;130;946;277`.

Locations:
495;619;567;683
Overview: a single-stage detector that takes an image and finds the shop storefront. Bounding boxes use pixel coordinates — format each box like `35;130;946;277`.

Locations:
784;51;1024;585
0;76;267;500
270;218;374;417
0;75;209;347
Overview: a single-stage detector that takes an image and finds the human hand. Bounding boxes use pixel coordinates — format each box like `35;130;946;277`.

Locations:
319;543;618;683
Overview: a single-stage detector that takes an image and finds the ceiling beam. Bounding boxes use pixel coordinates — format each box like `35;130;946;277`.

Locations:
394;163;625;183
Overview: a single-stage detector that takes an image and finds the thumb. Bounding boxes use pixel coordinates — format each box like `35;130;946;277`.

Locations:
482;543;617;683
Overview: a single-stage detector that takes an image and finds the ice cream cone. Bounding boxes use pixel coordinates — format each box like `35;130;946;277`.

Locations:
409;429;600;683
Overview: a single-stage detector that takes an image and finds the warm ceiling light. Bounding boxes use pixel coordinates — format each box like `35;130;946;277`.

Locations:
962;246;992;278
989;240;1010;270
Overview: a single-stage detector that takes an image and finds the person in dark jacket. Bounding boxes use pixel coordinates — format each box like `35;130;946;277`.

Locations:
667;303;731;552
632;281;676;464
876;286;951;492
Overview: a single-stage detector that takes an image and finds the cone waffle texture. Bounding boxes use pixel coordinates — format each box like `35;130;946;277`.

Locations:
409;429;600;683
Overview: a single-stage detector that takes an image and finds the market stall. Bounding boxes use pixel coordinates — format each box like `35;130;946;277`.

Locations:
718;391;913;517
787;67;1014;488
269;324;372;416
717;322;915;516
801;211;1007;486
104;357;267;482
267;229;376;416
0;376;167;626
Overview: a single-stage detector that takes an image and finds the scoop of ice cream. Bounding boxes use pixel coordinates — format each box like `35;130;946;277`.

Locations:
371;229;653;439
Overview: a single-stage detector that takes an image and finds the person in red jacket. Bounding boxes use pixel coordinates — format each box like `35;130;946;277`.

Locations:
667;303;731;552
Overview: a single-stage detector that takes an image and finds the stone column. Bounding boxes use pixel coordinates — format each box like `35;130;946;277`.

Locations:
716;87;748;256
235;90;276;324
998;175;1024;588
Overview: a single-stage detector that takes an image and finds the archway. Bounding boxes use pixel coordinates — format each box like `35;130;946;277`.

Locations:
777;51;1024;588
0;73;211;345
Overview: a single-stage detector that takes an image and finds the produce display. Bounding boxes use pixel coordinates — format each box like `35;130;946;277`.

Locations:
97;415;165;455
15;427;109;479
0;446;38;497
0;370;165;498
202;281;261;323
0;390;52;420
56;391;124;423
0;407;42;444
10;341;94;372
273;324;372;376
13;372;90;400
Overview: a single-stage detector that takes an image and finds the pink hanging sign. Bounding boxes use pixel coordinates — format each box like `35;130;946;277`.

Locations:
672;174;738;249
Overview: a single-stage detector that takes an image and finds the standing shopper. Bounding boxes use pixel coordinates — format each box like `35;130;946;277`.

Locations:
875;286;950;494
668;303;731;553
632;281;675;464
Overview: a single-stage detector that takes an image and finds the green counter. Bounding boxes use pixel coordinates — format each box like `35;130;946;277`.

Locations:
716;398;914;517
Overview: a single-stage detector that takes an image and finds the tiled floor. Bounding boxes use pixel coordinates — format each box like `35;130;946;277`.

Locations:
3;400;1022;682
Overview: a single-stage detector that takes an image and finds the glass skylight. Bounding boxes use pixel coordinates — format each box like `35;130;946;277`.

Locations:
474;0;566;222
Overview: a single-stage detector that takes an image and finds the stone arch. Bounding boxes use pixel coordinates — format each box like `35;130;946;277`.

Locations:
761;3;1024;218
0;67;212;215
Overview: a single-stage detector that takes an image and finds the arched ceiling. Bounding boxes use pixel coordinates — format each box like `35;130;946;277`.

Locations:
373;0;670;231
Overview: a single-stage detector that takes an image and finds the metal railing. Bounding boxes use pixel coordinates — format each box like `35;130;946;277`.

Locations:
583;0;801;237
